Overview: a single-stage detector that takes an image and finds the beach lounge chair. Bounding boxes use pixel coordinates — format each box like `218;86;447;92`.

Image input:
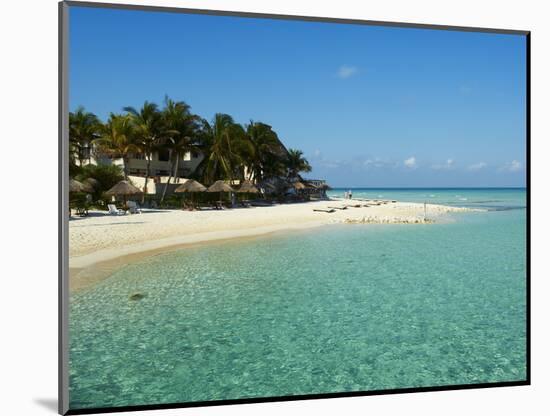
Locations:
328;206;347;210
75;206;88;217
108;204;125;215
127;200;142;214
313;208;336;213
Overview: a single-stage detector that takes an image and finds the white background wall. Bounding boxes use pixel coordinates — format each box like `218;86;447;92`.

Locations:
1;0;547;415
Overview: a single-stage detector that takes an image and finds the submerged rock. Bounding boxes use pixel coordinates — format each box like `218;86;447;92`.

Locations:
129;293;146;301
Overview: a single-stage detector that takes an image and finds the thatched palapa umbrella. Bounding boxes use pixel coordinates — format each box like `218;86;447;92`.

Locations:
174;179;207;207
106;180;142;205
69;179;86;193
175;179;207;193
207;180;234;205
83;177;100;192
237;180;259;194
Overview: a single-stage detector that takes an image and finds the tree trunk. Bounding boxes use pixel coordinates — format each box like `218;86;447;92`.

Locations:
142;155;151;204
160;150;174;203
123;156;129;180
173;154;180;183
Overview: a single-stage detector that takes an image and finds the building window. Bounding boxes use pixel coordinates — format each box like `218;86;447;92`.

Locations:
158;149;170;162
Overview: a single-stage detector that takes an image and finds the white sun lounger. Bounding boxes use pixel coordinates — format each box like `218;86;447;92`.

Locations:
108;204;125;215
127;200;142;214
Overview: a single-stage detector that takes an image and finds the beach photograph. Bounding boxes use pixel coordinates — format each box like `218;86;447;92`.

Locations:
65;4;527;412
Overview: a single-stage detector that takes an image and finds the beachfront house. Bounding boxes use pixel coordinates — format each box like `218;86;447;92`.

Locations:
302;179;329;199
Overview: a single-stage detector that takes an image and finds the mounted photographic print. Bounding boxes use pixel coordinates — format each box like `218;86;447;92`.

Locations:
59;1;530;414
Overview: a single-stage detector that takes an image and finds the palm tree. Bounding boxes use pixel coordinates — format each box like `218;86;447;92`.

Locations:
245;121;288;182
124;102;163;202
159;97;201;202
93;114;138;180
69;106;101;167
286;148;312;180
196;113;247;184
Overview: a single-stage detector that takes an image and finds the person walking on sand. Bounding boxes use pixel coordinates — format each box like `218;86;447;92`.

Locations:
344;191;348;200
348;190;353;199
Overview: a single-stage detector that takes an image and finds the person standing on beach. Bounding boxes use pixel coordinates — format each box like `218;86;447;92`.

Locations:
344;191;348;199
348;190;353;199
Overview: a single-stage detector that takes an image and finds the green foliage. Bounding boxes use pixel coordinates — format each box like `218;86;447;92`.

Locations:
195;113;249;184
69;106;101;166
286;148;312;180
93;113;138;179
71;98;314;195
245;121;288;181
76;164;124;200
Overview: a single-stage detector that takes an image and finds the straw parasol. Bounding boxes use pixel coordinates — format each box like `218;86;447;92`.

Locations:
207;180;234;193
237;180;259;194
207;180;234;205
174;179;207;193
106;180;142;204
174;179;207;207
69;179;86;193
83;177;100;192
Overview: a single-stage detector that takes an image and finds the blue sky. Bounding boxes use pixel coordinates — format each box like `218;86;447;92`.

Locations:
69;6;527;187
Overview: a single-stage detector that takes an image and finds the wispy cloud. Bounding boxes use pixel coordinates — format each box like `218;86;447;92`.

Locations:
432;159;455;170
310;149;342;169
403;156;417;169
467;162;487;171
337;65;358;79
500;160;523;172
363;158;397;169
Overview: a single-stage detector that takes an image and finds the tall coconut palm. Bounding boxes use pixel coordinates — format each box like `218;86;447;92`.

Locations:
286;148;312;180
69;106;101;166
159;97;201;202
196;113;247;184
124;102;163;202
245;121;288;182
93;114;138;180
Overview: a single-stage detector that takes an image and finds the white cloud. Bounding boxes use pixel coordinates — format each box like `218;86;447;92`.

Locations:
313;149;322;158
508;160;522;172
337;65;358;79
363;158;395;169
467;162;487;171
432;159;454;170
404;156;417;169
321;160;342;169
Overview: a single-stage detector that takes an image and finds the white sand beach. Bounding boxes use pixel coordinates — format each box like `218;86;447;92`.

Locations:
69;199;476;290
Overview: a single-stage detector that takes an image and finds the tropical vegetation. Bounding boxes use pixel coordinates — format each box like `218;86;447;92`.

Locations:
69;97;312;201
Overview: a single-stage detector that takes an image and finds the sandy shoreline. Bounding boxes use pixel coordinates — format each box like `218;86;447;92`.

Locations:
69;199;477;292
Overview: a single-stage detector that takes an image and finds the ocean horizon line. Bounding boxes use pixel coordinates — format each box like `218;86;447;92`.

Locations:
328;186;527;190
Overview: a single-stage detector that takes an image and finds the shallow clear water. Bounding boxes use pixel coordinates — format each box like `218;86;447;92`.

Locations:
69;188;527;410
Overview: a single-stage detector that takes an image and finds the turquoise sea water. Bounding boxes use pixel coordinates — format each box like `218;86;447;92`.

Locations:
69;188;527;410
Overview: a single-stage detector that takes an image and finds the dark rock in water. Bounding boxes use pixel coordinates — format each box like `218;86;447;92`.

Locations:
129;293;146;301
